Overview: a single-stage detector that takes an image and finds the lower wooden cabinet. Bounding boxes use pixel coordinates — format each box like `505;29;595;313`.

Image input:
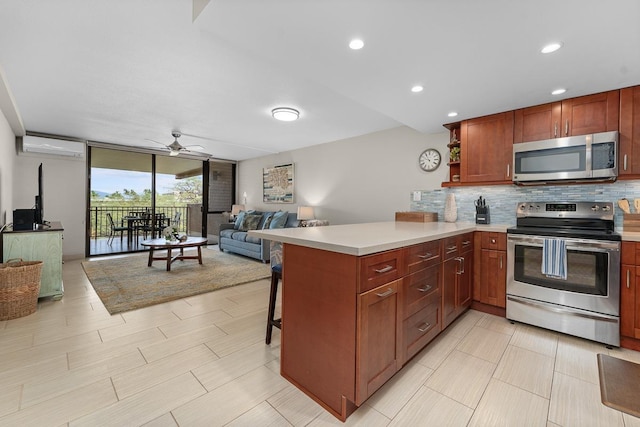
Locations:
442;233;473;328
621;242;640;345
356;280;401;404
474;231;507;311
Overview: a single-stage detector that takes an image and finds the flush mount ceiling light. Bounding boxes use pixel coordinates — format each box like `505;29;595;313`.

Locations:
349;39;364;50
551;88;567;95
541;42;563;54
271;107;299;122
411;85;424;93
448;112;458;117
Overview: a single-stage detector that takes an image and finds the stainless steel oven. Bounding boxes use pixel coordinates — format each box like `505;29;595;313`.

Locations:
506;202;621;346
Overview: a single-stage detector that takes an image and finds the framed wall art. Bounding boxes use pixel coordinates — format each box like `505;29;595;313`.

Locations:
263;163;294;203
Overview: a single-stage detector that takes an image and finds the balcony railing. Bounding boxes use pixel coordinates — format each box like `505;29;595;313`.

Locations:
89;206;188;239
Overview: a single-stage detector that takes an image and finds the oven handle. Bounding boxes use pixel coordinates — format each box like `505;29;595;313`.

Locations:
507;295;619;323
507;234;620;252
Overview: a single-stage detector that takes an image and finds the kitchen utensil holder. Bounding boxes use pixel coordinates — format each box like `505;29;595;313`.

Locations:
476;206;490;224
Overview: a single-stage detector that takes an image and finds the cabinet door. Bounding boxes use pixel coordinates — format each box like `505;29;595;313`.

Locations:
456;252;473;310
560;90;619;137
460;111;514;183
480;249;506;308
356;279;400;404
620;264;637;338
514;102;562;143
619;86;640;176
442;257;459;328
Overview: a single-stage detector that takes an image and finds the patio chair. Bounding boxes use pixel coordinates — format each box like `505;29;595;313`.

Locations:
106;212;127;245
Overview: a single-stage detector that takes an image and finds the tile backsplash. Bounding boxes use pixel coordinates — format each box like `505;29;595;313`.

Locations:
410;181;640;228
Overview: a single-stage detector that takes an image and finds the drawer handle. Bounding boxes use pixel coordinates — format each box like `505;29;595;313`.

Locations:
446;245;457;252
418;322;431;332
417;252;433;259
376;288;394;298
627;269;630;289
417;284;432;293
462;240;471;246
374;265;394;274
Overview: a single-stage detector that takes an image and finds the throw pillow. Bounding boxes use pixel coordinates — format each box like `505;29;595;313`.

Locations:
269;210;289;229
239;214;262;231
233;210;255;229
261;212;274;229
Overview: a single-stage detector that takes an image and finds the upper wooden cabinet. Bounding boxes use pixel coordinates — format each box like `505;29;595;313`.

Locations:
460;111;514;183
619;86;640;177
514;90;620;143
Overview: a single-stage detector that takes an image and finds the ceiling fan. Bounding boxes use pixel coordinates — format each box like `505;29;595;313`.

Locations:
147;131;208;157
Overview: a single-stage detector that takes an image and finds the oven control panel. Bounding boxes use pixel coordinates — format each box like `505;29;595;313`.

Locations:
516;201;614;220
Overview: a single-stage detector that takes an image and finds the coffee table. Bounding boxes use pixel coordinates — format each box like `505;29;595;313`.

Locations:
140;237;208;271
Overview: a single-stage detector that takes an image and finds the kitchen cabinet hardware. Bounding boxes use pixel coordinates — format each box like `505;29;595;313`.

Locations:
374;265;393;274
418;322;431;332
417;253;433;259
375;288;394;298
417;284;432;293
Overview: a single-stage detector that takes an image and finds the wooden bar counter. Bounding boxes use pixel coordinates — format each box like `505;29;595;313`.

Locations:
250;221;491;421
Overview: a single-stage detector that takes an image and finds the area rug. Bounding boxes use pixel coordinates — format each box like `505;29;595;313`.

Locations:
82;248;271;315
597;353;640;418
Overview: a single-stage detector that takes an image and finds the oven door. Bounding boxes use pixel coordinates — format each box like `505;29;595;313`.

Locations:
506;234;620;316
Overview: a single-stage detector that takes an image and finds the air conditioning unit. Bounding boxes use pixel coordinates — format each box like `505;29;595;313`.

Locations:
19;135;85;158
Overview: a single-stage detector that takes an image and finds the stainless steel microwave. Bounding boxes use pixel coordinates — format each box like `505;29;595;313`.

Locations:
512;131;618;184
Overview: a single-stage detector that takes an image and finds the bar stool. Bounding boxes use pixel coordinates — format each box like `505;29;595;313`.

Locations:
265;263;282;344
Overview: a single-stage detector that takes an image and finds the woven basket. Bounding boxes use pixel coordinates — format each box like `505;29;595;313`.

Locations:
0;259;43;320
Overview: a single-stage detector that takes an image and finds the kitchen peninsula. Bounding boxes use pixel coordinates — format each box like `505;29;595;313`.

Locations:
250;221;502;421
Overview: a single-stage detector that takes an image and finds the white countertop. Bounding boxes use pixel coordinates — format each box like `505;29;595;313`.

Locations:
249;221;509;256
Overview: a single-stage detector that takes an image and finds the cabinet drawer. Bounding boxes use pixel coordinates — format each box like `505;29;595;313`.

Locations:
403;304;441;362
442;236;459;260
404;240;441;274
481;232;506;250
459;233;474;253
359;249;403;293
402;265;441;318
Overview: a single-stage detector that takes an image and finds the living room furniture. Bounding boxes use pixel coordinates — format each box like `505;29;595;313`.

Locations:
218;211;299;262
141;236;208;271
1;222;64;299
266;263;282;344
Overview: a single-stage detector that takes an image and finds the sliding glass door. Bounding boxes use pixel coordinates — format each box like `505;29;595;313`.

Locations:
87;146;205;256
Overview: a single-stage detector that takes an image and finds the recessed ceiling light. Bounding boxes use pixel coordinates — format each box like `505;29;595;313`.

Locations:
551;88;567;95
271;107;299;122
541;42;563;54
349;39;364;50
448;112;458;118
411;85;423;93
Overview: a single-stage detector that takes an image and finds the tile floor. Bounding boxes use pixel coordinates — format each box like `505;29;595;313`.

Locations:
1;253;640;426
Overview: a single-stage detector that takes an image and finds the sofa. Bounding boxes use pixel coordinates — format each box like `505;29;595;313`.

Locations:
218;210;299;262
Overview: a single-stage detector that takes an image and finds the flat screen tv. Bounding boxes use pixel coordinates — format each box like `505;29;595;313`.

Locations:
34;163;45;226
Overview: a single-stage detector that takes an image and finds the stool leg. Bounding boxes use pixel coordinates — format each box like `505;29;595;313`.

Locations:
266;270;281;344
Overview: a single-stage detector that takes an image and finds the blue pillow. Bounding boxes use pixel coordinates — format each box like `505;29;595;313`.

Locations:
269;211;289;229
233;210;255;229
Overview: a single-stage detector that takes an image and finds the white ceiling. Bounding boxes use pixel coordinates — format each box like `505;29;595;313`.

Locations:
1;0;639;161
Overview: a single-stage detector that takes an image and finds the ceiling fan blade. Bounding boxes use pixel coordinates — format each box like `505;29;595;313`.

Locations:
183;145;204;150
144;138;168;147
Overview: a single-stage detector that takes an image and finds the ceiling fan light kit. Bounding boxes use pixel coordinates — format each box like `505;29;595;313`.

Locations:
272;107;299;122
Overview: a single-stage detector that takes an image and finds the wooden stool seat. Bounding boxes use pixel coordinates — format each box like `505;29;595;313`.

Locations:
266;264;282;344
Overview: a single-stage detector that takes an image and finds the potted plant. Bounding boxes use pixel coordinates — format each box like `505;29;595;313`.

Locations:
450;146;460;163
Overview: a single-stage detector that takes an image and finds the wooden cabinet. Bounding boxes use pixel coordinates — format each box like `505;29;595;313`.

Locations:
514;90;619;143
356;280;401;404
621;242;640;347
2;224;64;299
442;233;473;328
473;232;506;312
619;86;640;177
460;112;514;183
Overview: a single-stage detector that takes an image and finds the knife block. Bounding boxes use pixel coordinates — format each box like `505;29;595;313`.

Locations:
476;206;490;224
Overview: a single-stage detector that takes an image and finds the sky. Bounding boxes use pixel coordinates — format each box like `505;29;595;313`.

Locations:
90;168;179;195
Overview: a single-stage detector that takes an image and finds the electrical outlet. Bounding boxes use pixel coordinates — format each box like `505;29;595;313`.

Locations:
413;191;421;202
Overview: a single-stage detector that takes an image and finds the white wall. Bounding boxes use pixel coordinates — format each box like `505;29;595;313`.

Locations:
238;126;449;225
13;153;86;259
0;110;15;226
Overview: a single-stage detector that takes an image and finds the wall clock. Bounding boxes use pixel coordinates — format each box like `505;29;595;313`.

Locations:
419;148;441;172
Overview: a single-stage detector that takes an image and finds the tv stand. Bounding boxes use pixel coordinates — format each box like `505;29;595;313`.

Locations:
1;221;64;299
